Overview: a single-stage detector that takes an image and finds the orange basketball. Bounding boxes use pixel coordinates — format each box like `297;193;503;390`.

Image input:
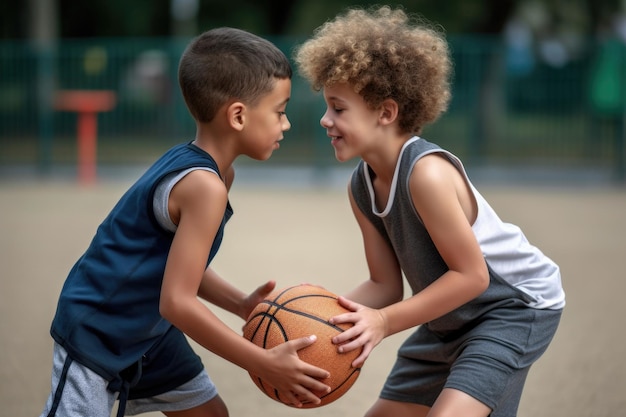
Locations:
242;284;361;408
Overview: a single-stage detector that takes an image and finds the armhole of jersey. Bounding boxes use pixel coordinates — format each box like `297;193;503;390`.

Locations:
153;167;218;233
350;164;390;242
350;163;370;218
406;148;478;225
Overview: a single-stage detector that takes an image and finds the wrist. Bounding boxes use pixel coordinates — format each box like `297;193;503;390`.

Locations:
238;301;250;321
377;309;389;338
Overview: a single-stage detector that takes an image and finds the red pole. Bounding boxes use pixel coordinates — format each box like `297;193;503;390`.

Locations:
76;111;98;185
53;90;116;185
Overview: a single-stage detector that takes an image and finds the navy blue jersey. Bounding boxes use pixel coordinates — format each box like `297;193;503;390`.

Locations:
50;142;233;381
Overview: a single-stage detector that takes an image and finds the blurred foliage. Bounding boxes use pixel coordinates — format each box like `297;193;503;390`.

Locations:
1;1;625;180
1;0;625;39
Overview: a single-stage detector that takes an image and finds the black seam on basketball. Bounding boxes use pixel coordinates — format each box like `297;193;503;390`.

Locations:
270;286;298;303
273;387;283;403
247;312;274;341
248;312;289;345
281;294;337;305
262;287;343;332
247;287;361;407
256;377;279;401
262;303;345;333
250;313;272;340
246;297;281;344
265;315;288;345
320;368;361;398
270;286;335;303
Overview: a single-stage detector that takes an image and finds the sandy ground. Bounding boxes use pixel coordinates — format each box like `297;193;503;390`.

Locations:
1;177;625;417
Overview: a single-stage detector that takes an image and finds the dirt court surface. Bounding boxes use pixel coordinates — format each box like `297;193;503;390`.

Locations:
1;178;624;417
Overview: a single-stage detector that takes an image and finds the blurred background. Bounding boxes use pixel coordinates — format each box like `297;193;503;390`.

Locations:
2;2;626;416
1;0;626;185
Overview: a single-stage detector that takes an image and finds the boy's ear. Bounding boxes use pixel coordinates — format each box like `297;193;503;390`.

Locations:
227;101;246;131
379;99;399;126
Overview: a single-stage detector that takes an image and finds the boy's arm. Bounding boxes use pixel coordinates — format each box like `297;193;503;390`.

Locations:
332;156;490;366
342;183;404;309
197;165;273;321
160;170;330;407
325;184;403;367
197;267;275;320
378;154;489;333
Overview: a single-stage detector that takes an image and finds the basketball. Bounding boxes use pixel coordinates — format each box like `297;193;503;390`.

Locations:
242;284;361;408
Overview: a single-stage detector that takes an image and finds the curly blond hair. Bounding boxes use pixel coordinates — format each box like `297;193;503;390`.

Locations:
295;6;452;134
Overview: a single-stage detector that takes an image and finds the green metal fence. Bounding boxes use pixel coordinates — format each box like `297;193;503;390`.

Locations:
1;35;624;182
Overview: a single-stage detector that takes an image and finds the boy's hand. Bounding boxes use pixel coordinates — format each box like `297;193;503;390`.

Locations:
259;335;331;408
240;280;276;320
329;296;387;367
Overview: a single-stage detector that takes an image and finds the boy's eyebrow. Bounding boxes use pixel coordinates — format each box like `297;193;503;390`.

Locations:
324;93;345;101
325;95;346;105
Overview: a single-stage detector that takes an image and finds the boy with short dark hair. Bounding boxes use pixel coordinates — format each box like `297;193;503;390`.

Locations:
40;27;330;417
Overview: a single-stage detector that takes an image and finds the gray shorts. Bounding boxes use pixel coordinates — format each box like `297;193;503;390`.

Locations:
39;343;218;417
380;303;562;417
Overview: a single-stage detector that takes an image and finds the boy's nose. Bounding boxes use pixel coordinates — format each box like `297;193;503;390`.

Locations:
283;115;291;131
320;112;331;128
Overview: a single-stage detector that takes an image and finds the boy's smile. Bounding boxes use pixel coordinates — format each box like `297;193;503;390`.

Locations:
320;83;384;162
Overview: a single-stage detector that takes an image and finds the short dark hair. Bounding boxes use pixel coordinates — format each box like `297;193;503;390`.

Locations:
179;27;292;122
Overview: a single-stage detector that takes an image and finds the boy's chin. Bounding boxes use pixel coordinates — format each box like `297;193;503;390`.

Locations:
334;152;356;163
246;151;274;162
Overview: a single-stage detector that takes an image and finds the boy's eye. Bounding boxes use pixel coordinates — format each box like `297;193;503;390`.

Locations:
278;111;287;117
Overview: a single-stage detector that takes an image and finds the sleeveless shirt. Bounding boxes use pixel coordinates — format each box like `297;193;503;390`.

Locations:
50;142;233;381
350;137;565;335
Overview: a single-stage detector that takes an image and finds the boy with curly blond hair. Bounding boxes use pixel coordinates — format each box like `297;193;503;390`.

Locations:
296;7;564;417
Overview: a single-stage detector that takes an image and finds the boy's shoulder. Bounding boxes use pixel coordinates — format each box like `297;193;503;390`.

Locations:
125;142;221;196
153;142;219;171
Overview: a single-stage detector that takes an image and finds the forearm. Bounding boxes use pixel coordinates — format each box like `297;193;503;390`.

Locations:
345;278;403;309
197;267;247;319
163;297;266;373
381;270;487;336
161;294;331;408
